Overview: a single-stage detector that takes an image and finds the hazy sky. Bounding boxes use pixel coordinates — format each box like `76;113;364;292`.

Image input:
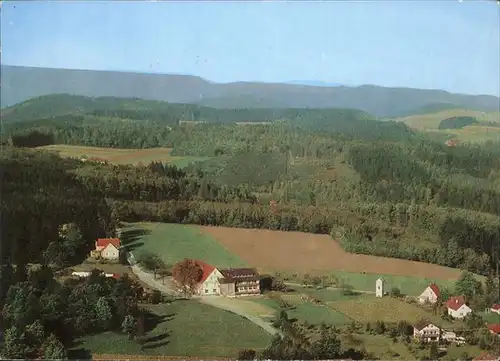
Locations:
2;1;499;96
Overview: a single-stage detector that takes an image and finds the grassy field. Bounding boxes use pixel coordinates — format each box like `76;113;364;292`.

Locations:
72;300;271;358
288;302;353;325
341;333;415;360
479;311;500;324
125;222;472;295
328;294;451;326
326;271;458;296
36;144;209;168
397;109;500;130
122;222;247;268
443;125;500;143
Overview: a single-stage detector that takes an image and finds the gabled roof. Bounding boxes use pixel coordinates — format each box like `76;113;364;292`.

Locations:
414;319;434;331
194;260;216;283
492;304;500;311
429;283;440;297
96;238;121;248
446;296;466;311
488;324;500;335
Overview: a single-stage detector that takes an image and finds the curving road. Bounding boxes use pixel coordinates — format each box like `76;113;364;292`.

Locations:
127;253;279;336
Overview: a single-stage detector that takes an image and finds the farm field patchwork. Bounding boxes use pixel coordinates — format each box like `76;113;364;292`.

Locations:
72;300;271;358
36;144;210;167
122;222;247;268
126;222;473;295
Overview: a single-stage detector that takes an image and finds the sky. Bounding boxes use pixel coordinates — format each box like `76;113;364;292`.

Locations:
2;1;499;96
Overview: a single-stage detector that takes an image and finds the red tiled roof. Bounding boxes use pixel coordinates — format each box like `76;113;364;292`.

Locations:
488;324;500;334
492;304;500;310
194;260;216;283
429;283;440;297
96;238;121;248
473;353;500;361
446;296;466;311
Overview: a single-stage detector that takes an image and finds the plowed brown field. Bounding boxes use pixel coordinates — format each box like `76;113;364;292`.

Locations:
200;226;461;280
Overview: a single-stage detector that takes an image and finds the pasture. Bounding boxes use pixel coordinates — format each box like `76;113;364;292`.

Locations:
125;222;469;295
36;144;209;167
327;295;449;325
72;300;271;358
122;222;247;268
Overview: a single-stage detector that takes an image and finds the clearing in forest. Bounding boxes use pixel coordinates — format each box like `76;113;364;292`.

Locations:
36;144;209;167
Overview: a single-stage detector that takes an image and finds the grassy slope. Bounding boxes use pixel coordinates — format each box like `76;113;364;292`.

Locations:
75;300;271;357
123;222;247;268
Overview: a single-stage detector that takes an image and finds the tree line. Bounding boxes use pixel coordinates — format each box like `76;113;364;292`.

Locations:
1;265;146;359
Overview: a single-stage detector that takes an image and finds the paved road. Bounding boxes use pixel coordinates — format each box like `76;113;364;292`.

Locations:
127;252;279;336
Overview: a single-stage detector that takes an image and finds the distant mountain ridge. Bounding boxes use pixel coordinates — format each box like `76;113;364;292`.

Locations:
2;65;499;117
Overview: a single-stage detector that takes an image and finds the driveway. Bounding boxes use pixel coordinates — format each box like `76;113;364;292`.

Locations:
127;252;279;336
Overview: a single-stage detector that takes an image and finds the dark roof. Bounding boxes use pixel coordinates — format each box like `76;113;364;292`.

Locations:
219;268;259;282
414;319;432;331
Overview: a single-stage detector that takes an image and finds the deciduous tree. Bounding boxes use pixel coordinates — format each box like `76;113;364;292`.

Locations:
171;259;203;297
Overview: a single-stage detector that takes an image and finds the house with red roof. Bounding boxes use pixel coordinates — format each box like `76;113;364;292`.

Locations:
446;296;472;319
488;324;500;338
418;283;440;304
90;238;121;260
491;304;500;314
181;260;260;297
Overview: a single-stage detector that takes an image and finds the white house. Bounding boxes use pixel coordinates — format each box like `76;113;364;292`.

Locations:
446;296;472;319
413;321;441;342
90;238;121;260
72;271;91;278
375;278;386;298
197;262;225;296
418;283;440;304
177;260;261;297
442;330;466;345
491;304;500;314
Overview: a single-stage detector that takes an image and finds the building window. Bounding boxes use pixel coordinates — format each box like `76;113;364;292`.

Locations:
205;289;208;293
213;289;217;293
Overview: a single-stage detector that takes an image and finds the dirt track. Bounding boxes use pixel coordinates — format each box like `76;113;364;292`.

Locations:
200;226;462;280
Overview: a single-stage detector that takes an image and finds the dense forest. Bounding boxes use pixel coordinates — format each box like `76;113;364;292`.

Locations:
2;94;500;358
2;95;500;277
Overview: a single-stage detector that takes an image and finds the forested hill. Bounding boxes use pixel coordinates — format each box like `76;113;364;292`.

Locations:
2;65;499;117
1;93;376;126
3;93;500;278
